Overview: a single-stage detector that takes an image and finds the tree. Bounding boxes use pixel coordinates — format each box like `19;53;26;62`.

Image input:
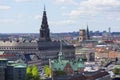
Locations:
43;65;51;78
26;66;32;80
31;65;39;80
26;65;40;80
113;68;119;75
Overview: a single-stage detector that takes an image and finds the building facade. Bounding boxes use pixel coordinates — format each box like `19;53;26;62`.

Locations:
75;47;95;62
0;58;26;80
0;58;7;80
79;26;90;42
79;29;87;42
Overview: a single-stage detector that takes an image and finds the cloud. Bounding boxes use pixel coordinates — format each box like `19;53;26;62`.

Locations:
61;6;67;9
34;15;42;20
53;0;78;5
106;12;120;21
80;0;120;7
50;20;75;26
68;0;120;19
80;0;120;13
62;20;75;24
15;0;34;2
0;5;11;10
69;10;84;18
0;19;16;24
54;0;70;3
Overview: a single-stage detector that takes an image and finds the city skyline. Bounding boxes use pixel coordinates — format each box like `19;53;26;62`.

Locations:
0;0;120;33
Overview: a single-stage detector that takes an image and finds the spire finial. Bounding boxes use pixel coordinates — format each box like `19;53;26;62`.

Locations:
87;24;88;29
86;22;88;27
44;5;46;11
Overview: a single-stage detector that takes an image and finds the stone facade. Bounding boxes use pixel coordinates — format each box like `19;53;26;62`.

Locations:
75;47;95;62
79;26;90;42
79;29;86;42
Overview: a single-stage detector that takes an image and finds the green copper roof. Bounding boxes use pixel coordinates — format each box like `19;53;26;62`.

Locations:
51;60;68;71
50;51;84;71
70;59;84;71
8;62;27;68
0;58;8;61
50;59;84;71
113;65;120;69
13;64;27;68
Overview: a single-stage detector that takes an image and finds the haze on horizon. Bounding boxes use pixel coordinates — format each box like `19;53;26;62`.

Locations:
0;0;120;33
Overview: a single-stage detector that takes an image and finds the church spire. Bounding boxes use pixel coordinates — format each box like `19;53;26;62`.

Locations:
86;25;90;40
39;6;51;41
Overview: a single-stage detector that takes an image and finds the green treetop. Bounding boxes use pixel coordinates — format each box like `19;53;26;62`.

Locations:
26;65;40;80
43;65;51;78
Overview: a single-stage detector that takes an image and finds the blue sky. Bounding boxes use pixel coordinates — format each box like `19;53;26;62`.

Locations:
0;0;120;33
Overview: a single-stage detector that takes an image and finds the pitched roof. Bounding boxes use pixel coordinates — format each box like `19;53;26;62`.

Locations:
50;58;84;71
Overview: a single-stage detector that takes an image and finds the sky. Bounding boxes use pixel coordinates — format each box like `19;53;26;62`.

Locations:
0;0;120;33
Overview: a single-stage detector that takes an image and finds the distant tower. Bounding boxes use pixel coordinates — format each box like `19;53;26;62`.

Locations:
86;25;90;40
79;29;86;42
108;27;111;40
108;27;111;35
39;6;51;42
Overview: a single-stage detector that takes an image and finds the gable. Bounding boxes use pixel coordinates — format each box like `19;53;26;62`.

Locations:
64;63;73;71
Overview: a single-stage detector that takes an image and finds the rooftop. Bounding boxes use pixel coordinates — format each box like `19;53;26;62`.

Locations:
76;48;94;54
0;40;38;47
50;52;84;71
113;65;120;69
0;58;8;61
8;61;27;68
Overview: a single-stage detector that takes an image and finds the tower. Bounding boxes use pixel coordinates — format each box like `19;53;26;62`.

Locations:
108;27;111;40
79;25;90;42
79;29;86;42
39;6;51;42
86;25;90;40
